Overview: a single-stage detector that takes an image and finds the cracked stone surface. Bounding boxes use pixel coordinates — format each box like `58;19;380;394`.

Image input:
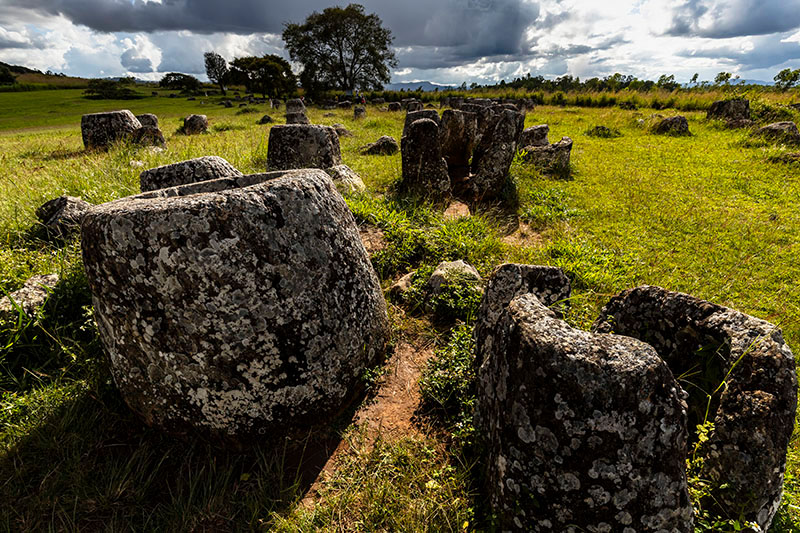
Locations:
470;108;525;198
266;124;342;171
81;169;389;438
593;285;798;530
139;156;242;193
707;99;750;122
475;282;693;532
402;109;441;138
360;136;399;155
182;114;208;135
36;195;93;238
81;110;142;150
399;118;450;201
440;109;478;171
520;124;550;147
136;113;159;128
324;164;365;194
131;126;166;147
653;116;690;135
521;137;573;177
286;99;305;114
754;121;800;143
286;112;310;125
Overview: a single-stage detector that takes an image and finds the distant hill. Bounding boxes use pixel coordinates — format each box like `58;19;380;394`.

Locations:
0;61;40;75
384;81;456;92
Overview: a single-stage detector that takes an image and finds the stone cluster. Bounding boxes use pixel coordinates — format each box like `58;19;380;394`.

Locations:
475;266;797;532
81;110;166;150
399;101;525;201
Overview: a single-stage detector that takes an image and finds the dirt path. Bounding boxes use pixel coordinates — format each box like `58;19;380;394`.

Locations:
300;338;435;507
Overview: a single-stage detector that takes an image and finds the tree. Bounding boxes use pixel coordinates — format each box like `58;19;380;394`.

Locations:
714;72;732;85
282;4;397;94
656;74;679;91
84;79;139;100
228;55;297;99
204;52;229;95
159;72;201;93
689;73;699;85
774;68;800;91
0;65;14;85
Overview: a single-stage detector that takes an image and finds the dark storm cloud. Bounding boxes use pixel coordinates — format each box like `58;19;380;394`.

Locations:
666;0;800;38
0;36;32;49
6;0;540;65
677;33;800;70
120;48;153;72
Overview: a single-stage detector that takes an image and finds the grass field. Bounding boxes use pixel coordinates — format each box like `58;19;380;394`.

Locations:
1;89;799;531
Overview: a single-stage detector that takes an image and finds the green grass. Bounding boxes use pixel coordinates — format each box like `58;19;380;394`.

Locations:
1;90;800;530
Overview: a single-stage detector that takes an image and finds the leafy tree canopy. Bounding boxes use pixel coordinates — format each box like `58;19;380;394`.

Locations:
282;3;397;94
204;52;229;95
0;65;15;85
159;72;201;93
228;55;297;99
774;68;800;91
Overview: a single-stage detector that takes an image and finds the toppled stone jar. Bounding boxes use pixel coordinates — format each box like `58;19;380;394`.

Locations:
593;286;798;530
81;169;390;438
475;269;693;532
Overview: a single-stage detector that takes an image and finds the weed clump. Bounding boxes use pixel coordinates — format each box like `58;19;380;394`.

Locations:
419;324;476;443
585;125;622;138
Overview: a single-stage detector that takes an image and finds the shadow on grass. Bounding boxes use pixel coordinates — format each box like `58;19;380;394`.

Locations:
0;382;348;532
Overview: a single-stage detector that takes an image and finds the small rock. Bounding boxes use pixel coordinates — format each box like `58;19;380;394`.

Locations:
519;124;549;147
521;137;573;177
286;112;310;125
425;260;481;298
0;274;59;322
332;123;354;137
707;98;750;122
139;156;242;192
354;106;366;119
182;114;208;135
652;115;690;135
35;195;93;239
136;113;159;128
257;115;273;124
754;121;800;143
389;271;415;299
324;164;366;194
360;136;399;155
131;126;166;147
388;102;402;112
585;125;621;138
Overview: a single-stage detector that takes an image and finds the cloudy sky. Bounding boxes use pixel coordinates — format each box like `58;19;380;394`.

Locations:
0;0;799;85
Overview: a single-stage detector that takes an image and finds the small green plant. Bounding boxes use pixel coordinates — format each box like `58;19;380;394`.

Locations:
399;264;483;323
212;122;247;132
585;125;622;138
419;324;476;444
235;107;261;115
687;421;759;532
